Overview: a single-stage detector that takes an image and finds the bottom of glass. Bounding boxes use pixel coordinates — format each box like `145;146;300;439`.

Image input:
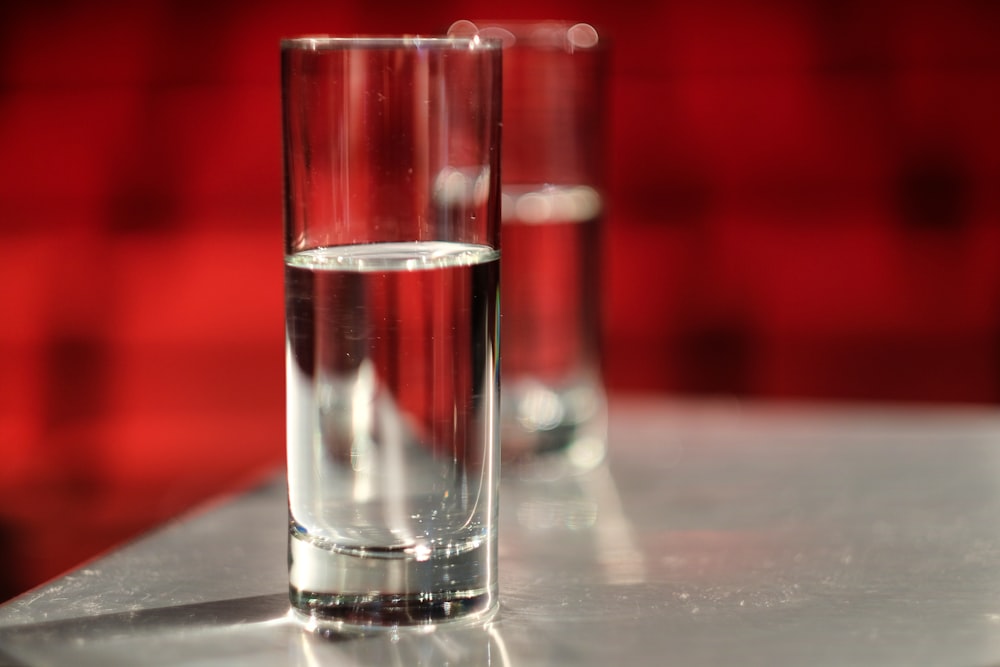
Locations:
501;377;608;478
288;525;497;629
290;588;498;630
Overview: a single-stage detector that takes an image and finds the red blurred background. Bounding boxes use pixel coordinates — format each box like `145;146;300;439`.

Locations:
2;0;999;600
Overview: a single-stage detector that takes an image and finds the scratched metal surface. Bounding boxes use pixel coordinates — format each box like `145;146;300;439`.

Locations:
4;397;1000;666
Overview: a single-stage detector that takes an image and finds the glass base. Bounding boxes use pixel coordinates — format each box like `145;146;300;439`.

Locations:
290;590;498;631
501;376;607;478
288;528;497;629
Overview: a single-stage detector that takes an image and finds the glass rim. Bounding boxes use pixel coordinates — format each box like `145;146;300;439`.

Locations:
447;20;606;52
280;35;503;51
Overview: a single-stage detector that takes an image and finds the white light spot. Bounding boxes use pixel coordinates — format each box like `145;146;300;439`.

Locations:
567;23;600;50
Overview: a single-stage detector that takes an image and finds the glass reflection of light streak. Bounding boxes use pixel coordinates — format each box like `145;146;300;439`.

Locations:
316;359;414;544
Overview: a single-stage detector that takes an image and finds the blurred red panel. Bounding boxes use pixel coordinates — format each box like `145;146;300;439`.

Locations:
756;334;999;403
0;91;144;215
657;1;815;75
142;87;282;219
0;3;168;86
107;229;281;343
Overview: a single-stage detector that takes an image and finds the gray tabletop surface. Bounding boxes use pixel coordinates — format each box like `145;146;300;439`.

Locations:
4;396;1000;666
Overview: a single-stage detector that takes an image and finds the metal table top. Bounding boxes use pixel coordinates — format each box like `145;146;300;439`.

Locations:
4;396;1000;666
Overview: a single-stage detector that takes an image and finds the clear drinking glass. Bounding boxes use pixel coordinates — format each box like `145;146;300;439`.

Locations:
451;21;609;476
281;36;502;629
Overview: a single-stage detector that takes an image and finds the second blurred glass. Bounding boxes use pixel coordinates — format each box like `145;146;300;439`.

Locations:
451;21;609;475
